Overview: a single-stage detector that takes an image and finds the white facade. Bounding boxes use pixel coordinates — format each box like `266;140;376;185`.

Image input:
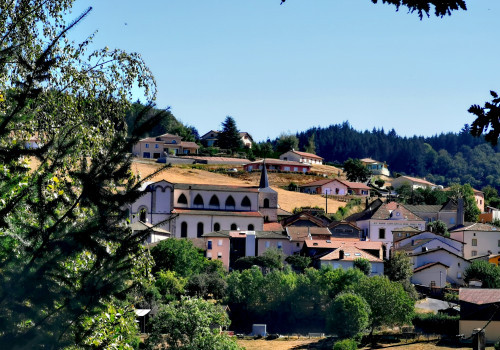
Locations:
411;249;470;286
412;263;449;288
356;218;426;259
129;178;277;240
395;231;464;256
279;150;323;165
450;224;500;259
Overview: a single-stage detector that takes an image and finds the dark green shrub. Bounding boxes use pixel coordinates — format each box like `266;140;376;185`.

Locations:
333;338;357;350
412;313;459;336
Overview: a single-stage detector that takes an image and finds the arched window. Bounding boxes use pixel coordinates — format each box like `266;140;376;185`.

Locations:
230;223;238;230
177;193;187;205
181;222;188;238
263;198;270;208
139;208;147;222
194;194;204;207
241;196;251;208
214;222;221;231
248;224;254;230
197;222;204;238
209;195;220;209
225;195;235;209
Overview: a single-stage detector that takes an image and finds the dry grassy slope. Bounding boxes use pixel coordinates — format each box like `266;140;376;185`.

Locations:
131;161;345;214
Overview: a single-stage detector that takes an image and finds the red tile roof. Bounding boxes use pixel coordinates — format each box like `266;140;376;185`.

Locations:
460;288;500;305
263;222;283;231
320;246;383;262
291;150;323;160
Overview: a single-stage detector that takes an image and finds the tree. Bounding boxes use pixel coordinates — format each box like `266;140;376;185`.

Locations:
151;238;207;277
0;1;166;348
305;133;316;154
470;91;500;146
464;260;500;288
285;255;311;271
276;133;299;154
146;297;241;350
280;0;467;20
427;220;449;236
353;258;372;276
343;158;371;182
326;293;371;338
354;276;415;333
218;116;243;153
447;183;480;222
385;251;413;282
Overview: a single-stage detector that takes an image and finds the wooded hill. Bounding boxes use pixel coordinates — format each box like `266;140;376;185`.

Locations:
295;122;500;190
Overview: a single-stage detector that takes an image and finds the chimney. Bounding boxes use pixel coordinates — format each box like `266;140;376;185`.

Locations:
339;250;344;259
365;197;369;210
457;198;464;226
411;239;415;246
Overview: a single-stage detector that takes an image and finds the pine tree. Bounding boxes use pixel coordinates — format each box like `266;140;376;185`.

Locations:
218;116;243;153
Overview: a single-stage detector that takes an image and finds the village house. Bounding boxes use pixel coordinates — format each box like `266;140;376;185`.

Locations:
132;133;199;159
279;149;323;165
391;175;438;190
479;206;500;224
243;159;311;173
450;222;500;259
473;188;485;213
405;199;462;228
299;178;370;196
345;199;426;258
281;210;331;228
459;288;500;342
411;248;470;287
360;158;390;177
393;231;465;257
201;230;291;270
319;245;384;276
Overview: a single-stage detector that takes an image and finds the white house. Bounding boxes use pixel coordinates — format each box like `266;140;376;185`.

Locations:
360;158;390;177
394;231;465;257
391;175;437;190
411;248;470;287
279;149;323;165
450;222;500;259
319;245;384;276
345;199;426;259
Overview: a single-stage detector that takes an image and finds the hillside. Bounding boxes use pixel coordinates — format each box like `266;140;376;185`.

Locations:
293;122;500;191
131;160;345;214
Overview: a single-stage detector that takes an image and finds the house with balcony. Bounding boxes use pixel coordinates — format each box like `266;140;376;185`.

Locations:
132;133;199;159
299;178;370;196
360;158;390;177
243;159;311;173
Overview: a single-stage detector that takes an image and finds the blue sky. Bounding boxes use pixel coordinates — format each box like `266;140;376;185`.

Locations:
70;0;500;142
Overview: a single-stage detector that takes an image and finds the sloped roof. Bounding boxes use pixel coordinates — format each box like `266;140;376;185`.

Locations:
290;150;323;160
320;245;383;262
328;221;362;231
263;222;284;231
405;204;443;213
281;211;330;227
411;247;470;263
255;231;287;239
413;262;449;273
460;288;500;305
202;231;231;238
129;221;170;234
287;226;331;236
451;222;500;232
346;200;423;222
397;238;434;252
180;141;200;149
174;183;259;192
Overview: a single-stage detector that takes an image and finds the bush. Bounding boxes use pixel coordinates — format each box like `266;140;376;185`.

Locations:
333;338;358;350
412;313;459;336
